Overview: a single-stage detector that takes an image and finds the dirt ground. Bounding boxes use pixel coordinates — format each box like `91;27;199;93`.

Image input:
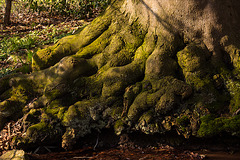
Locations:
24;130;240;160
28;146;204;160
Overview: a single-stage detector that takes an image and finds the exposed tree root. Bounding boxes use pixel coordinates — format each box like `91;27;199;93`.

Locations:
1;0;240;152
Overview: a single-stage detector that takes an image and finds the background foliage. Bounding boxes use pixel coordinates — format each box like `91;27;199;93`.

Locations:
25;0;110;18
0;0;109;78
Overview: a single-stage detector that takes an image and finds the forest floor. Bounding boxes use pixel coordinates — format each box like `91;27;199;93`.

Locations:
0;4;93;78
28;146;204;160
23;131;240;160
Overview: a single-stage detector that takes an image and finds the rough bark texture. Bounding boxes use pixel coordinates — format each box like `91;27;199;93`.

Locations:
1;0;240;151
4;0;12;25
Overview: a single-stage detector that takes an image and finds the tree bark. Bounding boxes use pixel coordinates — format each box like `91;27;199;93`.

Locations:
4;0;12;25
1;0;240;151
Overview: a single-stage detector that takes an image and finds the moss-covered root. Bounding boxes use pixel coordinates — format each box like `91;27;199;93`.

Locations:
177;42;233;114
197;114;240;137
126;77;192;133
0;54;100;130
222;43;240;114
61;100;106;150
31;1;127;71
177;42;212;90
224;43;240;71
144;35;184;80
0;74;16;96
32;13;112;71
0;82;35;129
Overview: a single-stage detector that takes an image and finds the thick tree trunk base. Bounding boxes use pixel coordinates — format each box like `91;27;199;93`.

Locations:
1;0;240;151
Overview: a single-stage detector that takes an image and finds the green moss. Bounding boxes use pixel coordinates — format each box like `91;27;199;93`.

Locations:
102;81;125;98
44;100;67;120
185;73;211;90
26;121;49;143
0;100;18;114
43;84;64;101
32;10;113;71
23;109;64;145
76;22;114;58
42;56;99;101
230;93;240;113
138;110;153;124
129;19;147;40
62;105;79;126
32;35;76;71
155;93;177;114
102;61;144;98
176;42;234;115
216;68;240;114
110;106;123;119
145;42;179;80
225;79;240;114
225;115;240;133
57;107;67;120
176;115;190;127
177;42;212;90
127;92;148;121
27;121;48;134
114;119;125;135
224;45;240;71
0;82;35;124
91;35;123;69
108;49;134;67
11;84;31;103
24;109;41;124
197;114;240;137
128;76;192;122
62;102;89;126
134;33;156;61
0;77;41;129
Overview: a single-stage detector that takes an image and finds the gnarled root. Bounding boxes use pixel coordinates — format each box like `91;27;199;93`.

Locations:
1;0;240;151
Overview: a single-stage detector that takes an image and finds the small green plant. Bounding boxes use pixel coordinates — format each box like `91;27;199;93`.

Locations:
0;0;107;78
0;36;37;55
0;67;15;78
0;19;88;78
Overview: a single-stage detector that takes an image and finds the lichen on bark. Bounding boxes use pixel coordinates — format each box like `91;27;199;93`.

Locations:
1;0;240;151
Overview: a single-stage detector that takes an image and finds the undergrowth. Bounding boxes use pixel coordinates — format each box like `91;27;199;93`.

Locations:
0;0;109;78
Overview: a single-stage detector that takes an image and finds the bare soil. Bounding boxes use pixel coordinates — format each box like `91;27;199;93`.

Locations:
28;146;203;160
24;129;240;160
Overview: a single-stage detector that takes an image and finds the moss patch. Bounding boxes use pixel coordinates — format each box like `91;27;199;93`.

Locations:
198;114;240;137
177;42;212;90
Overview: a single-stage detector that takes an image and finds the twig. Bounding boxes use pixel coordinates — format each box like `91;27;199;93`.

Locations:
93;134;99;151
73;157;92;159
33;147;40;154
7;123;11;137
43;146;52;153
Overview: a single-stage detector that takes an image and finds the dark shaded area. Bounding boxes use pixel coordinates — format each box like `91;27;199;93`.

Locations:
27;129;240;160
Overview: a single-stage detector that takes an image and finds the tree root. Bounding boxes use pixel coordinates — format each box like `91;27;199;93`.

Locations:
1;0;240;152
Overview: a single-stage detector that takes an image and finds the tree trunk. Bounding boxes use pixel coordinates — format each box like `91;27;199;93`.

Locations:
1;0;240;150
4;0;12;25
